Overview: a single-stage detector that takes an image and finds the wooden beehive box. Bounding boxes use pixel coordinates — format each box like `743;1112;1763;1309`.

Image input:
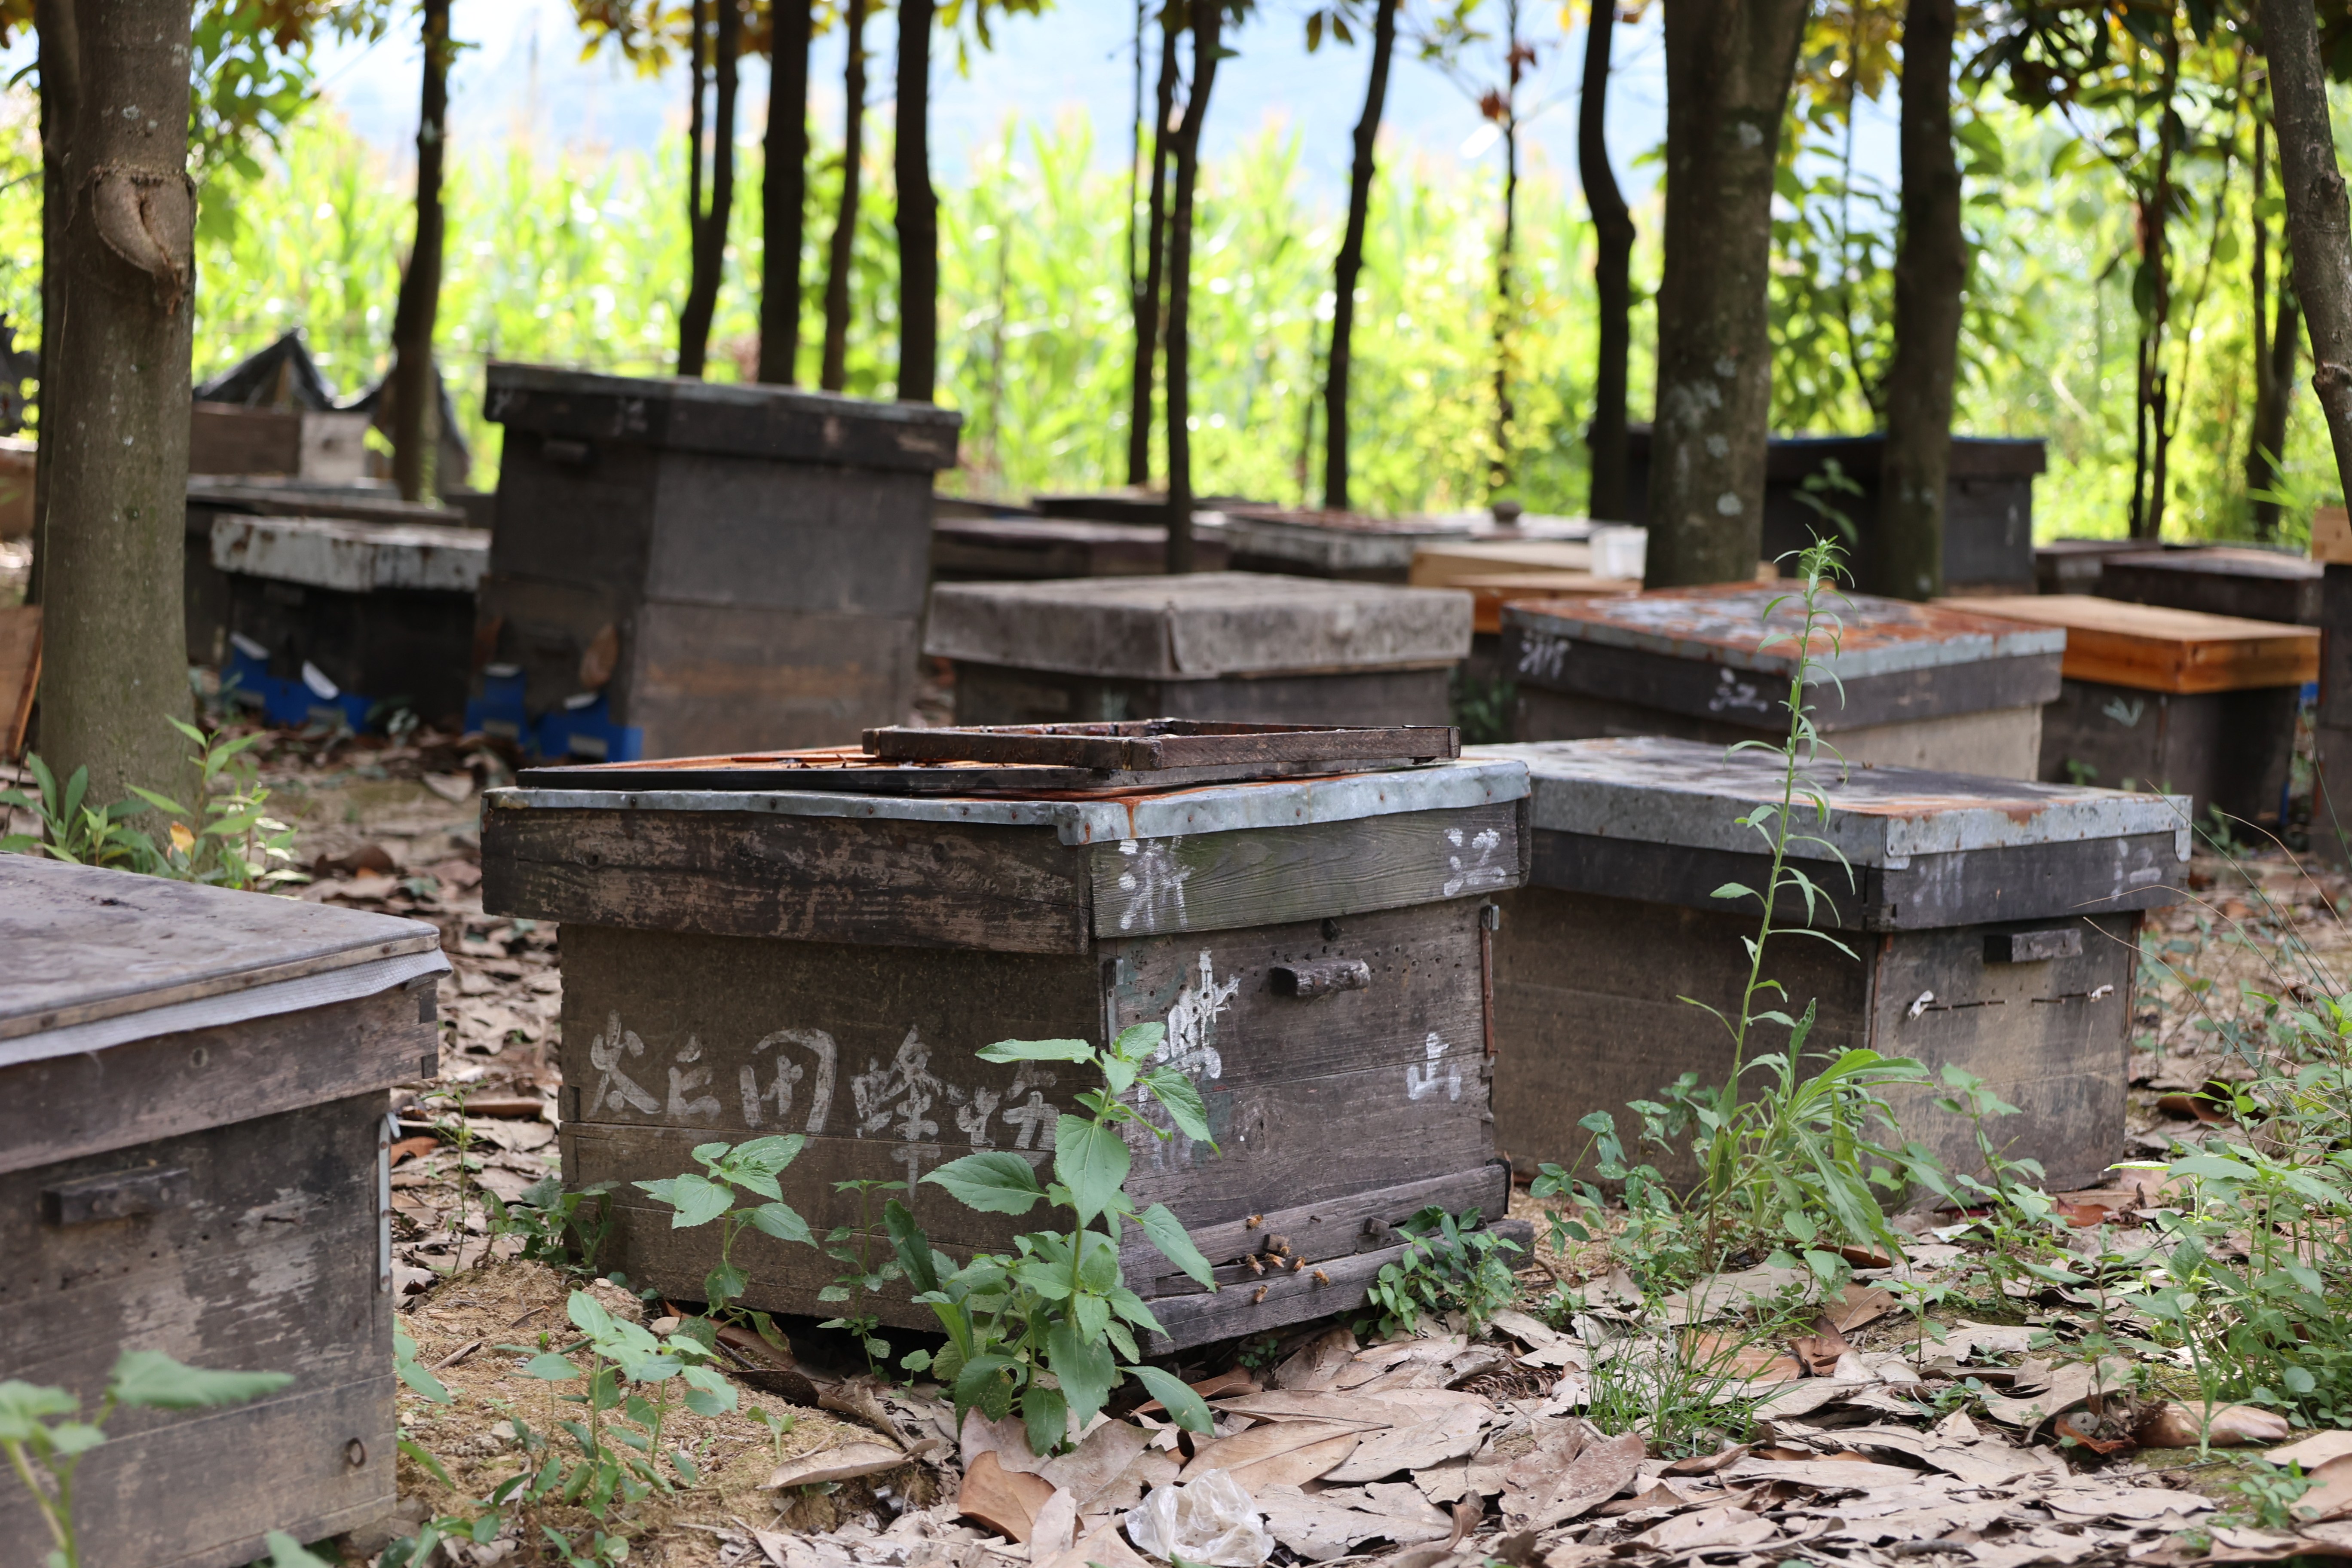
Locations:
2096;546;2322;626
1476;737;2185;1191
925;572;1474;726
213;515;489;731
1958;595;2318;825
931;515;1231;579
1212;507;1601;584
0;857;447;1566
477;363;962;759
1501;586;2064;778
480;731;1530;1349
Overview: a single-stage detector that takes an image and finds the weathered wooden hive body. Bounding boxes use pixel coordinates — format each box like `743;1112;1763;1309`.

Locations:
475;363;962;760
2096;546;2322;626
924;573;1474;727
480;724;1529;1349
0;857;447;1566
930;515;1231;579
1501;586;2065;778
1475;738;2186;1192
213;514;489;731
1956;595;2318;827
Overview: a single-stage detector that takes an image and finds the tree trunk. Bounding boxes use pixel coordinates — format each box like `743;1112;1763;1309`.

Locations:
895;0;937;402
25;0;81;612
1645;0;1811;586
35;0;198;805
1128;2;1184;487
2260;0;2352;511
679;0;738;378
1580;0;1634;521
758;0;812;383
389;0;451;502
1164;0;1222;573
1491;90;1519;495
2248;115;2299;538
820;0;867;393
1322;0;1397;512
2128;31;2179;542
1872;0;1963;599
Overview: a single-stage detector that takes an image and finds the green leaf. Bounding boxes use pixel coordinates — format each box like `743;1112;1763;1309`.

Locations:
1024;1382;1069;1458
263;1530;336;1567
398;1436;453;1489
1046;1320;1118;1427
524;1353;580;1381
883;1198;940;1295
681;1364;737;1417
1125;1365;1213;1433
107;1351;293;1410
672;1446;702;1485
646;1171;736;1228
1140;1069;1215;1146
749;1201;814;1245
0;1381;80;1442
1054;1117;1131;1228
975;1038;1096;1063
924;1151;1047;1215
394;1329;451;1404
1135;1203;1216;1286
954;1354;1021;1421
1113;1022;1167;1060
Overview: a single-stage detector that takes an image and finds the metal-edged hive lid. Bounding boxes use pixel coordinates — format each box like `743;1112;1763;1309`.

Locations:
1214;506;1593;574
0;855;447;1066
923;571;1473;678
1502;584;2065;680
1476;736;2192;868
210;514;490;595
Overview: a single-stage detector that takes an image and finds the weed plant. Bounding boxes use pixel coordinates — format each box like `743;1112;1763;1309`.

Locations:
1362;1205;1522;1338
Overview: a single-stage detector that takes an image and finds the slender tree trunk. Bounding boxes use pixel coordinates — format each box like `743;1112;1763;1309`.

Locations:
389;0;451;502
1491;92;1519;494
685;0;708;341
1128;2;1184;487
1645;0;1811;586
1580;0;1634;521
2260;0;2352;508
895;0;937;401
821;0;867;393
679;0;738;377
1322;0;1397;512
25;0;81;612
1164;0;1222;573
37;0;197;804
2248;115;2299;538
1874;0;1963;599
2129;32;2179;542
759;0;812;383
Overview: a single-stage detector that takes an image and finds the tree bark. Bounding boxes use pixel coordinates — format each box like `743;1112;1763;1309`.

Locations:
2258;0;2352;513
1579;0;1633;521
389;0;451;502
821;0;867;393
679;0;739;378
759;0;812;383
1873;0;1963;599
36;0;198;804
2127;31;2178;542
895;0;937;402
1128;2;1184;487
1164;0;1221;573
1322;0;1397;512
1645;0;1810;586
2247;115;2299;538
1491;25;1521;496
25;0;81;611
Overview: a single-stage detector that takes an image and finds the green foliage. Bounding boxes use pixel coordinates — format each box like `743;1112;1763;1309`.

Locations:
634;1136;813;1321
0;1351;292;1568
486;1174;622;1275
1580;1314;1771;1461
0;756;155;870
818;1179;910;1375
889;1023;1218;1447
2226;1463;2318;1531
1360;1206;1521;1338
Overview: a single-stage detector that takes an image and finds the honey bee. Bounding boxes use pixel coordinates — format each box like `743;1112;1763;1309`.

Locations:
1312;1269;1331;1286
1242;1254;1265;1276
1245;1215;1264;1230
1288;1256;1305;1273
1251;1285;1268;1304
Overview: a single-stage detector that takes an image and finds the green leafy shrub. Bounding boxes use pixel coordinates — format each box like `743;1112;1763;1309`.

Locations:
1361;1205;1522;1338
634;1135;813;1323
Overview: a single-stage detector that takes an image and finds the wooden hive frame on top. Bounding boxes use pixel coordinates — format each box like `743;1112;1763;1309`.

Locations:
480;749;1532;1350
0;857;447;1567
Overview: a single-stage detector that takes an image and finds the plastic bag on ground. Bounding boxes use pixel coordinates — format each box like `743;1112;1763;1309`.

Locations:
1122;1469;1274;1567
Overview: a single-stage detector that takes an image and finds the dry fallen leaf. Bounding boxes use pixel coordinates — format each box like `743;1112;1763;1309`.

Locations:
1183;1420;1364;1488
1033;1522;1156;1568
1276;1328;1359;1391
957;1450;1060;1543
2271;1433;2352;1472
2139;1402;2294;1449
1323;1405;1488;1483
763;1440;908;1489
1503;1430;1645;1530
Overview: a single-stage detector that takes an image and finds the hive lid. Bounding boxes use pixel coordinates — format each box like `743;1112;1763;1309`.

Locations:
483;361;962;472
493;753;1528;845
210;514;490;594
1952;594;2318;693
186;476;466;527
2100;546;2321;582
1214;507;1592;573
0;855;445;1055
1503;584;2064;679
924;571;1473;678
1476;736;2190;867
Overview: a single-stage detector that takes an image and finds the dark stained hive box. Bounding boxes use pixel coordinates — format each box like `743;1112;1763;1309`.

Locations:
2036;539;2151;597
0;857;447;1567
1501;586;2064;777
925;572;1474;726
476;363;962;759
479;742;1531;1348
2095;546;2322;626
1954;595;2318;827
213;515;489;731
1476;737;2185;1191
1212;506;1601;584
1621;429;2046;594
931;515;1231;579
